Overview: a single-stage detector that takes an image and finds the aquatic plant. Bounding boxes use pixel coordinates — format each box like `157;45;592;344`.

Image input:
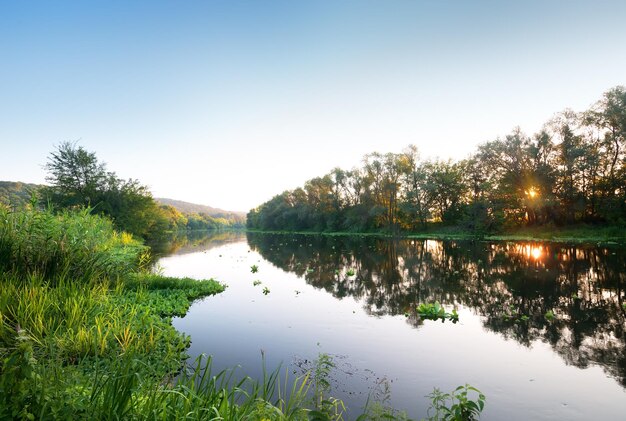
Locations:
253;280;262;286
262;286;270;295
426;384;486;421
417;302;459;323
250;264;259;273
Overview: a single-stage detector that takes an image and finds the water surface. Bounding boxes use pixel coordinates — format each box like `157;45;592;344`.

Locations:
158;232;626;420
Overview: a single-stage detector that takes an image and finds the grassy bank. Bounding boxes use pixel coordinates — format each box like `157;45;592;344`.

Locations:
247;224;626;244
0;207;233;419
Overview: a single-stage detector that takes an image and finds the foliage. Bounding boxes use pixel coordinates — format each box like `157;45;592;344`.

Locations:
40;141;179;240
249;86;626;234
155;197;246;228
0;181;40;209
251;264;259;273
425;384;486;421
417;302;459;323
0;206;147;282
308;353;345;420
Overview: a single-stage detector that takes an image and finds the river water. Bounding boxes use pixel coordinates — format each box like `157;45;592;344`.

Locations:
156;231;626;420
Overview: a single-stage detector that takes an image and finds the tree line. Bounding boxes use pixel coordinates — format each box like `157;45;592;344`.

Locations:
247;86;626;233
38;142;243;240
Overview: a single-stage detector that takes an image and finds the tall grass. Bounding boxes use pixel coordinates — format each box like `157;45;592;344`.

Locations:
0;206;148;283
0;207;229;419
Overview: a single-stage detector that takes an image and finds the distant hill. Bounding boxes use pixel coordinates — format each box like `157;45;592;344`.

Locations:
1;182;245;223
0;181;43;208
155;198;245;220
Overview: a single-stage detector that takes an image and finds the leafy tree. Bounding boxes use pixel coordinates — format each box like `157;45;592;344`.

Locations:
42;142;170;239
43;141;108;208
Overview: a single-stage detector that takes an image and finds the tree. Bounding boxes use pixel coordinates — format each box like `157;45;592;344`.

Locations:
583;86;626;222
44;141;108;208
42;142;172;239
422;159;467;224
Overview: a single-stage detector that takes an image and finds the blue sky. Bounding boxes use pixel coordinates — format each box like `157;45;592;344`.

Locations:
1;0;625;211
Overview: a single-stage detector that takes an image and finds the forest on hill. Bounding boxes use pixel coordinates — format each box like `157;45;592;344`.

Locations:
155;198;246;225
0;181;40;208
248;86;626;234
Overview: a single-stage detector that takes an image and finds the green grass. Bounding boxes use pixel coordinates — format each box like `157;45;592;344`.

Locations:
0;206;149;282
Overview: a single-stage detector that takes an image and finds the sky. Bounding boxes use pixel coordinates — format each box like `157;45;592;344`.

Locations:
1;0;625;212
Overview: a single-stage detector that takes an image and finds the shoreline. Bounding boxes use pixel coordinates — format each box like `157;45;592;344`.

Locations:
245;225;626;245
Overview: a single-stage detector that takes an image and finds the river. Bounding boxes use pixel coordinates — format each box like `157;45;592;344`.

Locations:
156;231;626;420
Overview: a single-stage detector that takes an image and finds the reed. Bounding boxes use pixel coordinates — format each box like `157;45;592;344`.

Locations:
0;206;148;283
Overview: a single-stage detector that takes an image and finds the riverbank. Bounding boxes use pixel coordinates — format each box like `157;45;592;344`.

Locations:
0;208;323;419
247;224;626;244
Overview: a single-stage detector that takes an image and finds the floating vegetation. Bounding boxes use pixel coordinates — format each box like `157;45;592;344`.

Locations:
250;264;259;273
253;280;262;286
417;302;459;323
262;286;270;295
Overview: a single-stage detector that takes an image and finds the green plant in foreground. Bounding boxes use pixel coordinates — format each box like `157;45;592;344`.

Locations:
262;286;270;295
253;280;262;286
309;352;345;420
346;268;356;277
544;310;555;321
426;384;486;421
417;302;459;323
251;264;259;273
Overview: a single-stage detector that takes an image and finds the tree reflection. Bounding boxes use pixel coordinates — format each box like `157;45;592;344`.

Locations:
247;233;626;387
149;231;245;258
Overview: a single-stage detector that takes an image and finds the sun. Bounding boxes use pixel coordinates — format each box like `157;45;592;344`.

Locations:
531;247;542;260
526;187;538;198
